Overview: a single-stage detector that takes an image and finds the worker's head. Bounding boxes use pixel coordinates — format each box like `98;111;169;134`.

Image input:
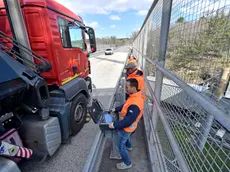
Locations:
124;62;137;74
126;78;139;94
129;55;136;60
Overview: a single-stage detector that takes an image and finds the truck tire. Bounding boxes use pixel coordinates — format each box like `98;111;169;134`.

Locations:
70;93;87;135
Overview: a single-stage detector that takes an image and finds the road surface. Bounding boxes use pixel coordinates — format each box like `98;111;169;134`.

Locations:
19;46;129;172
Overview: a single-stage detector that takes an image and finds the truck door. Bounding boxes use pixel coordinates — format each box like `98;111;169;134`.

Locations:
57;17;86;85
68;25;88;77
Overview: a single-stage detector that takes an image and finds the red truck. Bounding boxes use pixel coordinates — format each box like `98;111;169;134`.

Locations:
0;0;97;170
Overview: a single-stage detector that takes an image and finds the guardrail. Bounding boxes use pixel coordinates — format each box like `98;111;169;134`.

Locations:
82;49;131;172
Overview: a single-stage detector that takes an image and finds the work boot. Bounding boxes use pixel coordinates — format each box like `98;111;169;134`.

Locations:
116;162;133;170
126;147;132;151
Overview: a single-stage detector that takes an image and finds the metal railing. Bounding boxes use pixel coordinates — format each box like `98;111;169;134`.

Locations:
82;50;131;172
133;0;230;171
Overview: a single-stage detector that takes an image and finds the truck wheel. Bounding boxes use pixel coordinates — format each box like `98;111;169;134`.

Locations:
70;93;87;135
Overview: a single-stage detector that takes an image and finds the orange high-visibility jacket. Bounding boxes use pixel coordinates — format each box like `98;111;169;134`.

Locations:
127;70;146;100
120;91;144;133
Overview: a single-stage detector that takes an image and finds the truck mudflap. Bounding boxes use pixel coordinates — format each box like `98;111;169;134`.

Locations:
85;87;93;123
0;140;32;159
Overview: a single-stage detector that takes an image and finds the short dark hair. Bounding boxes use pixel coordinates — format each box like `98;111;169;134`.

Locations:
127;78;138;90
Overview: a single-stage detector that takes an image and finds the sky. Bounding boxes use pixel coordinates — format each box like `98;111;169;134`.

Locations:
55;0;230;38
55;0;153;38
171;0;230;23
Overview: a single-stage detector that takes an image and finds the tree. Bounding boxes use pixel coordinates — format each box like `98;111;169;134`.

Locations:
130;30;139;41
166;11;230;84
176;17;185;23
110;36;116;44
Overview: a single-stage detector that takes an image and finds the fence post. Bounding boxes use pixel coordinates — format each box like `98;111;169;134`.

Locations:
152;0;173;128
138;36;140;61
197;69;230;150
142;22;149;71
138;33;142;67
140;31;143;69
214;68;230;101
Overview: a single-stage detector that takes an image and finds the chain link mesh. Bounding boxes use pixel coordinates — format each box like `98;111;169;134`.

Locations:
159;76;230;172
133;0;230;171
166;0;230;114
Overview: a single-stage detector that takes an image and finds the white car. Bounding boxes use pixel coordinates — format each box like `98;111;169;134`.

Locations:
104;48;114;55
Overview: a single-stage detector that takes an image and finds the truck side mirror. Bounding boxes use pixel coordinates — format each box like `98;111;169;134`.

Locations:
86;27;97;53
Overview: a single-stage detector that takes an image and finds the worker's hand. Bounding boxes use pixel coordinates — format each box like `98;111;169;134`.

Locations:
109;122;115;129
114;108;119;113
109;108;118;114
108;109;114;114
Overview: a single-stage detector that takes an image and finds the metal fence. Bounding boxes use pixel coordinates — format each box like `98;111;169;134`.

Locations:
96;42;116;52
132;0;230;171
86;39;116;52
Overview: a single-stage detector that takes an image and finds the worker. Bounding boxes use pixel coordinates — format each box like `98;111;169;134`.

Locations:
109;78;144;170
124;62;146;101
127;55;138;67
123;55;138;74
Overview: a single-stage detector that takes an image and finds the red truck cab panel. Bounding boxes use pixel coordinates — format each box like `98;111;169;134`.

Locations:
0;0;90;86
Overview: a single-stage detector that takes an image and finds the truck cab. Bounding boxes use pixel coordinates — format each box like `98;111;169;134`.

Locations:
0;0;97;169
0;0;96;86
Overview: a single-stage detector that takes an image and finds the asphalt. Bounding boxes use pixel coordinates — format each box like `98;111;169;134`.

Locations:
19;46;129;172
